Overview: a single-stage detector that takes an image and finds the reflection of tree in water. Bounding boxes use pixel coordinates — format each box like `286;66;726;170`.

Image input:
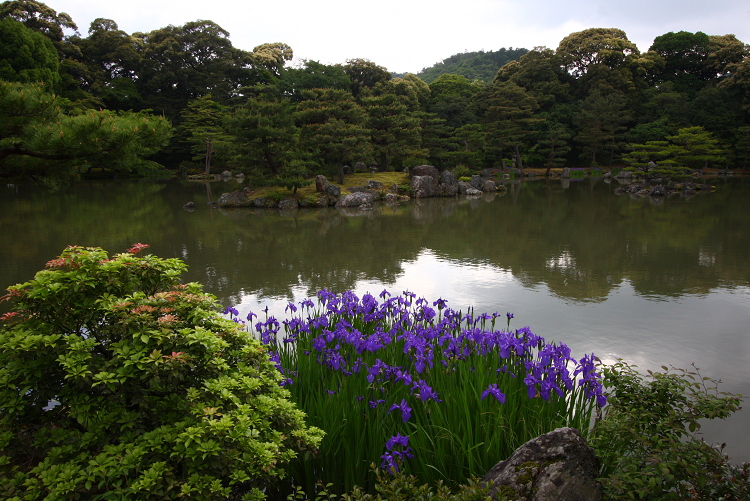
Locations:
2;178;750;309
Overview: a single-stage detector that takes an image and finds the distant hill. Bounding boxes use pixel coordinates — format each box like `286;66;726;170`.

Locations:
406;48;529;84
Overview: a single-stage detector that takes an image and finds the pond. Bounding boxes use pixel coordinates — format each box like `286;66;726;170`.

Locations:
2;176;749;463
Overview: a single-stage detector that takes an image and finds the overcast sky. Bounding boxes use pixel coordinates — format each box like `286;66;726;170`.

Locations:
49;0;750;74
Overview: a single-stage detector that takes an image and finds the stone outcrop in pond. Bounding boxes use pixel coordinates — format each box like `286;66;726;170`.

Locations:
481;427;601;501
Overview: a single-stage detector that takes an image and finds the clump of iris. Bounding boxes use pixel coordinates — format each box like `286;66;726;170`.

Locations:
225;289;606;496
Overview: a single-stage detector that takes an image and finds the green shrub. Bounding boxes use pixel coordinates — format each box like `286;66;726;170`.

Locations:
452;165;472;179
0;245;323;501
589;360;746;500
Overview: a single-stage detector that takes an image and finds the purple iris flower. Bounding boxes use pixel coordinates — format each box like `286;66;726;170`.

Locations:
386;433;409;450
389;399;412;422
414;379;440;402
481;383;506;403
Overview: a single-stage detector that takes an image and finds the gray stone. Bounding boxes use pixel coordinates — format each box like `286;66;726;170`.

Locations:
358;203;373;211
434;183;458;197
649;184;666;196
365;179;383;190
411;175;435;198
384;192;410;203
354;161;368;173
278;199;299;210
469;175;483;190
411;165;440;187
458;181;472;194
335;192;375;208
325;184;341;198
480;168;500;178
615;170;632;179
440;170;458;188
348;186;368;193
217;188;253;208
482;180;497;192
315;175;331;193
561;167;571;179
481;427;601;501
221;170;232;178
465;187;482;196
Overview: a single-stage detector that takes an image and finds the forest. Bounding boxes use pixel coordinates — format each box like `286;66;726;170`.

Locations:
1;0;750;187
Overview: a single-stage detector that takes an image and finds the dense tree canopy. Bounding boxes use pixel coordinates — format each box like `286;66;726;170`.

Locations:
0;0;749;182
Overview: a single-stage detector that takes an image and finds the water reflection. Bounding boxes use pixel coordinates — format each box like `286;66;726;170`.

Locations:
1;177;749;462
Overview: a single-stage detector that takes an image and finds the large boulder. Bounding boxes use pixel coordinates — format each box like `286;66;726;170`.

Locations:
325;184;341;198
434;183;458;197
481;427;601;501
365;179;383;190
458;181;472;194
411;165;440;187
482;180;497;192
470;175;483;190
217;188;253;208
412;175;435;198
440;170;458;188
278;199;299;211
335;192;375;208
315;175;331;193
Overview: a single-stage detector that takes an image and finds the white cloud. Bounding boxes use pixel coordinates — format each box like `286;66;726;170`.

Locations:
50;0;750;73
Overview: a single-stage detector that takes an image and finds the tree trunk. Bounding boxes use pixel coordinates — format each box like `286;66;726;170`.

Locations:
380;150;389;172
337;159;344;185
204;138;212;175
514;144;524;174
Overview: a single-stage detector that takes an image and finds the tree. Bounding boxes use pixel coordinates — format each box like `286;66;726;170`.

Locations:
0;17;59;89
0;0;76;54
0;80;171;183
482;81;540;170
0;244;324;500
494;47;572;111
177;96;231;174
573;90;630;166
557;28;639;79
624;126;725;178
296;88;371;183
536;121;572;175
649;31;711;92
134;20;257;118
76;18;142;109
341;58;391;98
277;59;351;101
227;93;300;177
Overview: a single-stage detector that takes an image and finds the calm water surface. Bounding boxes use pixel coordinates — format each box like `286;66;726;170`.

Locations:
2;177;749;462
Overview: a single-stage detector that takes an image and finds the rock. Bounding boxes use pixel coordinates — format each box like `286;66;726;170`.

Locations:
183;201;196;209
221;170;232;178
458;181;472;194
470;175;483;190
411;165;440;187
481;427;601;501
278;199;299;210
440;170;458;188
335;192;375;208
561;167;571;179
434;183;458;197
465;187;482;196
315;175;331;193
348;186;367;193
354;161;368;173
384;192;410;203
365;179;382;190
603;172;612;179
411;175;435;198
482;180;497;192
614;170;632;179
343;165;352;175
389;183;400;193
217;188;253;208
480;168;500;178
325;184;341;198
358;203;373;211
649;184;666;196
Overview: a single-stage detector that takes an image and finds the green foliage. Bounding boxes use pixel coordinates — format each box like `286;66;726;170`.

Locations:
624;126;725;178
0;17;59;89
590;360;746;500
0;245;323;500
286;469;495;501
417;48;528;85
0;80;172;182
